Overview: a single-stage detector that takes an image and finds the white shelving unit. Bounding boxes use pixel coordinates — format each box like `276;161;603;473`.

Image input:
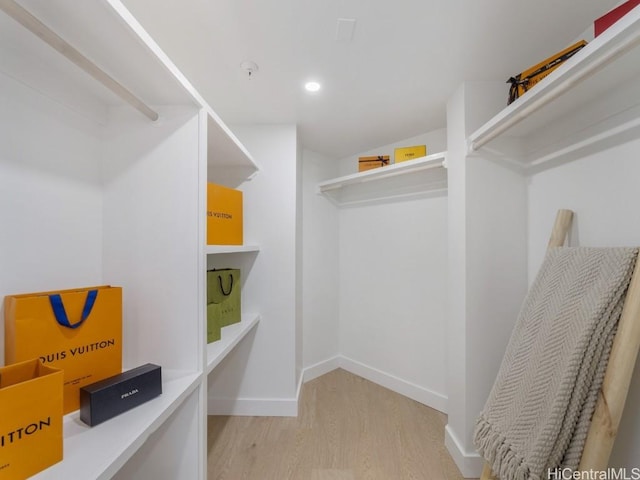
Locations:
35;370;202;480
206;314;260;373
468;5;640;174
205;245;261;372
0;1;259;479
317;151;448;206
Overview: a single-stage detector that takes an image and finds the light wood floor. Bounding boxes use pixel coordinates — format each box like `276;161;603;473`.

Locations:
207;368;464;480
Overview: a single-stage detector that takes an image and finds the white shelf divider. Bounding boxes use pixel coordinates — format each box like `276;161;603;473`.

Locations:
205;244;260;255
317;152;447;206
206;314;260;373
33;369;202;480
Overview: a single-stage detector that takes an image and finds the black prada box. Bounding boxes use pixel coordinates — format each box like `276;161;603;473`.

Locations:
80;363;162;426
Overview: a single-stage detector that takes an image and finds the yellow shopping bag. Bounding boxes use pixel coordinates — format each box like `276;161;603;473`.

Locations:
4;286;122;414
0;359;63;479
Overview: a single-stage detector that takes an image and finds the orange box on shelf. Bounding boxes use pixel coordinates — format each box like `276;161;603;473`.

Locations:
507;40;587;104
358;155;390;172
207;183;243;245
394;145;426;163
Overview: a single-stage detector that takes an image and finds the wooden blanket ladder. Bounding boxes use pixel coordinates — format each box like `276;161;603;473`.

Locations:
481;209;640;479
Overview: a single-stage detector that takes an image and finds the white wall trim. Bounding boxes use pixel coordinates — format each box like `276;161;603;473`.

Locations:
207;396;298;417
339;355;448;414
295;369;304;406
444;424;484;478
209;355;448;418
302;356;342;383
302;355;448;413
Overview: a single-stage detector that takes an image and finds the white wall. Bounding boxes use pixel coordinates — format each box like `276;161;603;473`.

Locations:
445;81;529;478
301;149;340;373
528;139;640;467
445;84;471;470
296;133;304;387
0;73;104;365
0;74;103;295
103;106;202;371
466;81;529;451
300;130;450;411
335;130;449;411
465;154;528;435
338;193;448;410
207;124;300;416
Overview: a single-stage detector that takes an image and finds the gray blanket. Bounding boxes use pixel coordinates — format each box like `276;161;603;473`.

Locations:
474;247;638;480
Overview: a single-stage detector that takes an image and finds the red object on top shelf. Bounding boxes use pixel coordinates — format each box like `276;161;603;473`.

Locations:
595;0;640;36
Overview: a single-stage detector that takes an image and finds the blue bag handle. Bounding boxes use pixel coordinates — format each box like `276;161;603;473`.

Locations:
49;289;98;329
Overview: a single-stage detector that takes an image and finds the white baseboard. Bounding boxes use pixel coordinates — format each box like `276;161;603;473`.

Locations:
339;355;448;414
302;355;341;383
208;355;448;418
207;396;298;417
444;424;484;478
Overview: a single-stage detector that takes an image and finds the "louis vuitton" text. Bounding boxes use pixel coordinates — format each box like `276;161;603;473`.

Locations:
39;339;116;364
0;418;51;447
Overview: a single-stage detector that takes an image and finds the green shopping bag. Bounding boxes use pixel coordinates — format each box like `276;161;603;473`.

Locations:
207;269;241;343
207;303;222;344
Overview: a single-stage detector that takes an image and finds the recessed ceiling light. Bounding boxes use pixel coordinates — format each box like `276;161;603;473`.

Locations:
304;81;321;93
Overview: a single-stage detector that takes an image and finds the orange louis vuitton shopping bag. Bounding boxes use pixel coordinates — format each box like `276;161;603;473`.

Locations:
4;286;122;414
0;359;63;479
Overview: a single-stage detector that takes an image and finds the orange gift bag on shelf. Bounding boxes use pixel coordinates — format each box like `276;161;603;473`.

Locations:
4;285;122;414
0;359;63;479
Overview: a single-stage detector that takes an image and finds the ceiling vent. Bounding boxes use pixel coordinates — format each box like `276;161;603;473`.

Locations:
336;18;356;42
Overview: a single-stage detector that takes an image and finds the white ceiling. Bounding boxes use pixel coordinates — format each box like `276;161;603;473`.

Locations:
121;0;619;159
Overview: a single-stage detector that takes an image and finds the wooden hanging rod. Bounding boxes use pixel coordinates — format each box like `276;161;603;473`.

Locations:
0;0;159;121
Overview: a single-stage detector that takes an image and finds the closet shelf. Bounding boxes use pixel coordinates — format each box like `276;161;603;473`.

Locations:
468;5;640;173
0;0;158;121
31;317;261;479
33;369;202;480
207;314;260;373
205;244;260;255
0;0;257;180
317;152;447;207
